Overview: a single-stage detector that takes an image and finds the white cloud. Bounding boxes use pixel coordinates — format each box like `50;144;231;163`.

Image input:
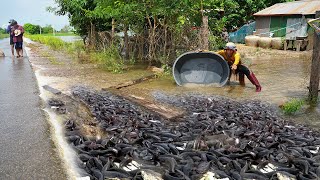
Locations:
0;0;69;30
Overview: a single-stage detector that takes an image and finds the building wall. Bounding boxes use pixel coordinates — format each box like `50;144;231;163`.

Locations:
270;16;288;37
254;16;271;37
286;16;308;40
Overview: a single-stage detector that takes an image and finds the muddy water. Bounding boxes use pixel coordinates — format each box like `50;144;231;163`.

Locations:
0;39;66;179
57;36;82;43
120;47;320;128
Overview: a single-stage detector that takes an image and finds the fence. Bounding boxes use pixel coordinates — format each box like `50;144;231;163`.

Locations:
229;22;256;43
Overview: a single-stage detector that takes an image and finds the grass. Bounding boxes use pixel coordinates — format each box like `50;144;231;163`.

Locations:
26;34;125;73
0;34;9;39
281;98;305;115
27;34;70;50
40;51;63;65
88;45;125;73
38;32;78;37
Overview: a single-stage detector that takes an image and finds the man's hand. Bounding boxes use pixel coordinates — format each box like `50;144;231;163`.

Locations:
231;64;237;70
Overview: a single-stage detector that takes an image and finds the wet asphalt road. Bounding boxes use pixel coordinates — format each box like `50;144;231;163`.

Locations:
0;38;66;179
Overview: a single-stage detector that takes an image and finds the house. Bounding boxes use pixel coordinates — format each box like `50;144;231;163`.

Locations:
253;0;320;50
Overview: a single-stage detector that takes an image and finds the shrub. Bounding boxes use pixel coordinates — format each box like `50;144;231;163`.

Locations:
90;45;124;73
281;98;305;115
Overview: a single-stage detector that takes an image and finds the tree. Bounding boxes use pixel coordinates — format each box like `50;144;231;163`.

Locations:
60;25;72;33
24;23;41;34
42;25;54;34
50;0;295;65
50;0;112;49
0;28;6;34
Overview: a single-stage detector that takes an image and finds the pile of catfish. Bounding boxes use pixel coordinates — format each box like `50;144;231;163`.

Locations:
66;87;320;180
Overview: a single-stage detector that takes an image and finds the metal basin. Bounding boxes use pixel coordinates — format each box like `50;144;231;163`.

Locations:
173;52;230;86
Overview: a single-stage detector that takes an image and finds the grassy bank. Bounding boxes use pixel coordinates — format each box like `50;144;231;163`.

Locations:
27;34;68;50
27;34;125;73
37;32;78;37
0;34;9;39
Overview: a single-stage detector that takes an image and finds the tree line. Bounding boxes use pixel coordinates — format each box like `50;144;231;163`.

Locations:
23;24;72;34
51;0;293;65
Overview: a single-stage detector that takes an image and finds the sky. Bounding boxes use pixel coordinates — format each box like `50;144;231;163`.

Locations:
0;0;69;30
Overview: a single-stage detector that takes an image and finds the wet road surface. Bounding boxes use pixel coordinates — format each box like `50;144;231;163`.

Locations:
0;38;66;179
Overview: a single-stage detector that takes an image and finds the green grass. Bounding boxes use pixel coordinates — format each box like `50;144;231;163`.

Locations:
281;98;305;115
26;34;70;50
0;34;9;39
38;32;77;36
89;45;125;73
26;34;124;73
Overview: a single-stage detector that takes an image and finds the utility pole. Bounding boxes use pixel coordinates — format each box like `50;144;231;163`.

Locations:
309;11;320;104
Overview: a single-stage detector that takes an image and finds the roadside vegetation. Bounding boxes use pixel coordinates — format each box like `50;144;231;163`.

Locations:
48;0;293;72
281;98;305;115
26;0;293;73
0;28;9;39
0;34;9;39
27;34;125;72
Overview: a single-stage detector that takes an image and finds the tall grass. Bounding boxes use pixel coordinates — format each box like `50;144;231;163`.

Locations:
89;45;124;73
27;34;68;50
27;34;124;73
0;34;9;39
39;32;77;37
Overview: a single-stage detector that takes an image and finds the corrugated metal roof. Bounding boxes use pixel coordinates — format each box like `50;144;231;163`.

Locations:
254;0;320;16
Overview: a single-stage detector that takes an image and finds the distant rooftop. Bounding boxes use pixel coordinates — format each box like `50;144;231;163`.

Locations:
254;0;320;16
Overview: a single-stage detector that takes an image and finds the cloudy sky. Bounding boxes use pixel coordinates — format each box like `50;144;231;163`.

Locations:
0;0;69;30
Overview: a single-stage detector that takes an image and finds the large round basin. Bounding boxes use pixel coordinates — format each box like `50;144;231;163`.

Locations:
173;52;230;86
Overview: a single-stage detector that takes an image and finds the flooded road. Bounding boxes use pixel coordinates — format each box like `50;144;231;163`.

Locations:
0;38;66;179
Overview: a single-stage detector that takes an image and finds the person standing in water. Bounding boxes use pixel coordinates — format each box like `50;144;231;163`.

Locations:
216;42;262;92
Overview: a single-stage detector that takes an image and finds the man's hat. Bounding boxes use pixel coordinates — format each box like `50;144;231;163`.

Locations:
8;19;15;24
14;29;21;36
224;42;237;50
9;19;17;26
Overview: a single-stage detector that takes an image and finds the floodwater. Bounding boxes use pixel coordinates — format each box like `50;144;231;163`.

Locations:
0;38;67;179
119;46;320;128
57;36;82;43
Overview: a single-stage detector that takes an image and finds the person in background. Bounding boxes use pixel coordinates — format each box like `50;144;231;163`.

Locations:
11;20;24;58
216;42;262;92
6;19;15;57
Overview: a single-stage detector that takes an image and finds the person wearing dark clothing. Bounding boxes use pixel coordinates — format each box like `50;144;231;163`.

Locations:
6;19;15;57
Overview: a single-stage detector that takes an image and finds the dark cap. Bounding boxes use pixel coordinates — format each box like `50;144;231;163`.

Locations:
10;20;17;26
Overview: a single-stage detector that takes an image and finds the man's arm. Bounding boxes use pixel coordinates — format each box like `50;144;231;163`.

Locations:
233;52;240;66
216;50;224;55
